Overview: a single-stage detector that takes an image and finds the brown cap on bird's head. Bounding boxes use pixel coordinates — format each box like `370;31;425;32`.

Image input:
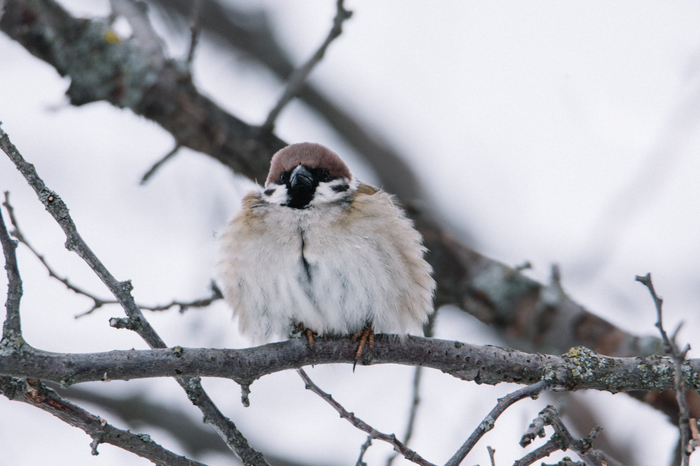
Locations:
266;143;352;187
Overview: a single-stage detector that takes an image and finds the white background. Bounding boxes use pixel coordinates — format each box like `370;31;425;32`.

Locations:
2;1;700;465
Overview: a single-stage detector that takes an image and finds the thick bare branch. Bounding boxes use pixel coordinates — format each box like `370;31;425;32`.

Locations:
0;0;286;180
0;377;206;466
48;382;314;466
1;337;699;394
49;383;229;457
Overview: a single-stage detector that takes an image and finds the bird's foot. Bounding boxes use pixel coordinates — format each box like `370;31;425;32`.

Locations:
351;324;374;370
292;322;317;348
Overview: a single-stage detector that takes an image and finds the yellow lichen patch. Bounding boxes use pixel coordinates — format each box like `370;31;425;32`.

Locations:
104;30;121;44
565;346;583;358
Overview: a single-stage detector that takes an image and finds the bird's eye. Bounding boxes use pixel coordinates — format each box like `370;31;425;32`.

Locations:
319;168;331;182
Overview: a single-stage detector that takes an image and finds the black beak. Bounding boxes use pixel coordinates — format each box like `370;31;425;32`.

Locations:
290;165;313;188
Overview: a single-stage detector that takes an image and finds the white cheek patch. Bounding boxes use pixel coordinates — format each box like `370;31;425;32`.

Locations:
264;183;290;205
311;177;357;206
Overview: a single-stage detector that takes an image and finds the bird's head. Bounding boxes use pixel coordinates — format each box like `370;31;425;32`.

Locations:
263;143;357;209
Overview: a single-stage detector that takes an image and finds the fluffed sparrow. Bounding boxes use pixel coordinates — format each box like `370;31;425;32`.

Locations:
217;143;435;358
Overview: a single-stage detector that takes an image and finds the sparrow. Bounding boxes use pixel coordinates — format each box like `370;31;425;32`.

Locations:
216;142;435;360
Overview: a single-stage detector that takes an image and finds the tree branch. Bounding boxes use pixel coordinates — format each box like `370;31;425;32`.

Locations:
0;377;206;466
445;381;551;466
48;382;314;466
517;405;604;466
636;273;695;464
185;0;203;66
0;123;268;465
260;0;352;132
140;143;182;184
0;337;698;393
47;382;230;457
2;193;223;317
297;368;436;466
0;192;22;343
356;436;373;466
0;0;286;180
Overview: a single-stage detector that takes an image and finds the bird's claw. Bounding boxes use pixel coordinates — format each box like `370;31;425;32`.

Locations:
292;322;317;349
351;324;374;370
305;327;315;348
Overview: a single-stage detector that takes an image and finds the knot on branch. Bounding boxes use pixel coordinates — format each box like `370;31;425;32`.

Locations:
109;316;142;331
557;346;626;392
0;331;25;353
171;346;184;358
182;376;202;405
120;280;134;293
241;384;251;407
0;376;23;400
90;435;103;456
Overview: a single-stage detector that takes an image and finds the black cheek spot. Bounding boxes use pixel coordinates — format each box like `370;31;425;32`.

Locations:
331;184;349;193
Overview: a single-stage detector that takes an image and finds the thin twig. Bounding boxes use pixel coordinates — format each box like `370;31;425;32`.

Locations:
487;446;496;466
387;365;424;466
137;281;223;314
517;405;604;466
513;438;561;466
77;281;223;318
3;191;118;316
0;377;206;466
403;366;423;444
387;303;439;465
0;127;269;466
356;436;373;466
260;0;352;132
140;143;182;184
4;192;221;318
636;273;694;465
514;261;532;272
445;380;551;466
0;197;22;342
186;0;203;66
297;368;436;466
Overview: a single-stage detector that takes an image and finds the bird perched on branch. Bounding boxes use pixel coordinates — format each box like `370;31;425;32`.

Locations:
216;142;435;362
